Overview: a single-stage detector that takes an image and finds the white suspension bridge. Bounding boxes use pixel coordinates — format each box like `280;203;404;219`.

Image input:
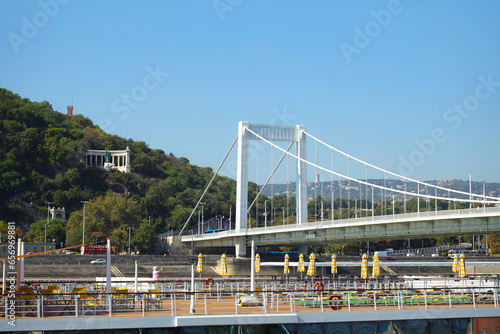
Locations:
181;122;500;257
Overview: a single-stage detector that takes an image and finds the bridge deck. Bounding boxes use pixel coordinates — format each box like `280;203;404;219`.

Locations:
183;207;500;247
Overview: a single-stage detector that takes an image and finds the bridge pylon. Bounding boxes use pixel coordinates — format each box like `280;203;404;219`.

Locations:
235;121;307;257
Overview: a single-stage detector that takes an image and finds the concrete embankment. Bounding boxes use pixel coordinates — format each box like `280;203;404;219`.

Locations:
23;254;221;278
22;254;500;279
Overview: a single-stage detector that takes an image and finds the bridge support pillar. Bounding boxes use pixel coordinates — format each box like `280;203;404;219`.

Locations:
296;125;307;226
235;237;247;258
235;121;249;234
234;122;307;253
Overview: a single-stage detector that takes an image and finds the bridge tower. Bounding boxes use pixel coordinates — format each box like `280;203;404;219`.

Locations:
235;121;308;257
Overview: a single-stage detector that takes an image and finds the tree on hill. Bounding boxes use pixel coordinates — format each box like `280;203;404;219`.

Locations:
24;218;66;246
132;223;156;254
66;193;142;246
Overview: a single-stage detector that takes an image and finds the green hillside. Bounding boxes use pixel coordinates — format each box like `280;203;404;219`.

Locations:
0;88;237;253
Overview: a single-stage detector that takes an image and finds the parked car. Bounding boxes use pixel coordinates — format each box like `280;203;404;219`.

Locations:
406;253;416;257
383;257;395;261
90;259;106;264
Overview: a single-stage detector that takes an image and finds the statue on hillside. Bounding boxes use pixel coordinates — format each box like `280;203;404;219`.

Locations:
104;149;113;172
105;149;111;163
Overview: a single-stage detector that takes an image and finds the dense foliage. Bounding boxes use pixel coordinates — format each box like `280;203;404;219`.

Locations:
0;88;238;252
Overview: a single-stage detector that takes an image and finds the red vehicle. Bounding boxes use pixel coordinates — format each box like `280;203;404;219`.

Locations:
80;245;120;255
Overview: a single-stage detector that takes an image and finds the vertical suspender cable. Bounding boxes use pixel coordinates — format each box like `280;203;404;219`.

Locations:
321;170;324;221
426;185;429;211
404;179;407;214
256;140;259;226
347;157;350;218
384;172;387;216
339;177;342;220
380;187;383;217
448;190;451;211
286;153;289;225
331;149;334;221
372;187;374;219
365;164;368;217
435;187;438;215
418;179;420;216
315;140;318;221
271;147;274;221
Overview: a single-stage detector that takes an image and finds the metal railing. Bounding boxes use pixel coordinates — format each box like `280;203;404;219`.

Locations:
7;279;499;319
190;206;500;239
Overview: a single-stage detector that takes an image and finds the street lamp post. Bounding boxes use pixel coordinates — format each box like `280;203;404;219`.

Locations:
81;201;87;244
469;171;472;209
282;207;285;227
392;195;395;219
44;224;47;252
197;211;200;234
417;178;420;217
201;202;205;234
45;202;52;252
128;227;131;254
321;201;324;222
264;200;268;228
482;180;486;210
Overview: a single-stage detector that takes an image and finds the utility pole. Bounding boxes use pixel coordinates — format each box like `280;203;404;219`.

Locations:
81;201;87;244
201;202;205;234
45;202;52;252
197;211;200;234
282;207;285;227
128;227;131;254
469;171;472;209
264;200;268;228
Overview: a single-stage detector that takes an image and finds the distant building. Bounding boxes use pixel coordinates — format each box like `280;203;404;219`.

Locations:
86;147;131;173
49;206;66;220
0;242;57;256
67;105;73;116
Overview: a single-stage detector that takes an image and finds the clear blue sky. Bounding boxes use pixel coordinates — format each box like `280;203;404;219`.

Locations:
1;1;500;184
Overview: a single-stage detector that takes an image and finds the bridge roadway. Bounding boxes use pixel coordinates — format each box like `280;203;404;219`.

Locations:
182;207;500;251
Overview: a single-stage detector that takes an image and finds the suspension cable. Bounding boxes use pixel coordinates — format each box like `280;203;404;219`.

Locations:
304;131;500;201
246;128;500;204
179;136;238;235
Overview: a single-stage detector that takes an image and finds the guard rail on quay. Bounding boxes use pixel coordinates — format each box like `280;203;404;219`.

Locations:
3;280;500;333
4;286;499;320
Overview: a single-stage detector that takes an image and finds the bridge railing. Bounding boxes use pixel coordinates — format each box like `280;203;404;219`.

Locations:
191;206;500;239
